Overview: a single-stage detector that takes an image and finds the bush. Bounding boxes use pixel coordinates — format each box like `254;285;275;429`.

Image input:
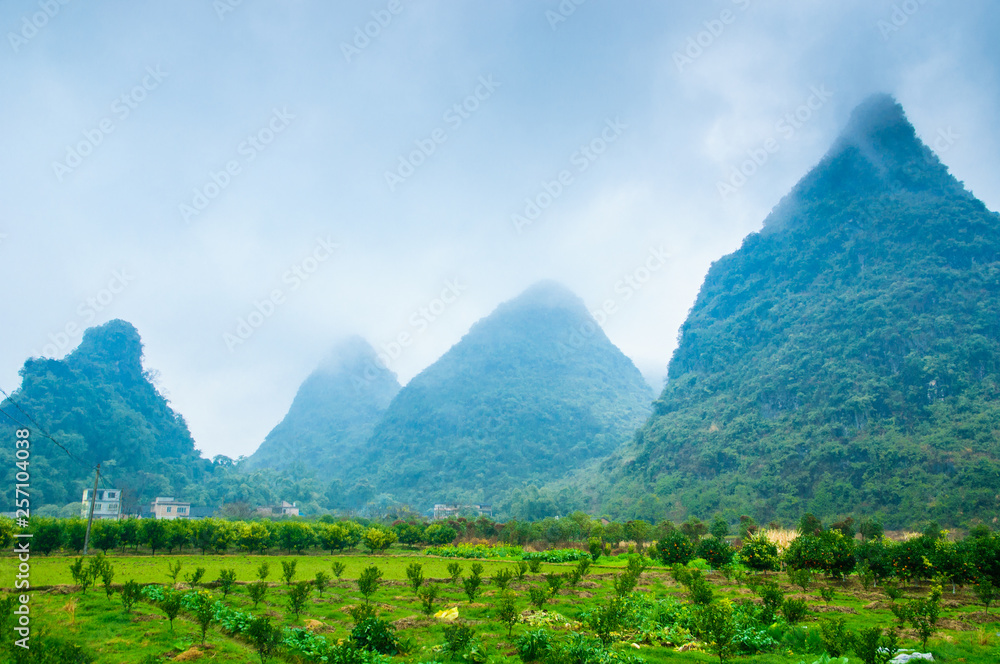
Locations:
696;537;735;569
516;629;551;662
852;626;898;664
248;580;268;608
352;617;399;654
246;615;282;664
818;617;851;658
655;530;694;565
358;565;383;604
443;623;476;655
217;568;237;597
739;533;779;573
781;598;808;624
288;581;312;619
447;562;463;583
405;562;424;594
119;580;141;614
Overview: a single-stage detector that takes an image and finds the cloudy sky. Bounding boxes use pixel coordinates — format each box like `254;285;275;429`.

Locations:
3;0;999;461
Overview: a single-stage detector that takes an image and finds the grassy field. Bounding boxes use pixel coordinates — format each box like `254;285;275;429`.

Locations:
4;550;999;664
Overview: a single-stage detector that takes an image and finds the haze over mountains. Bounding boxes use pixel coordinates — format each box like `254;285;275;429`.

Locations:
3;95;999;528
604;95;1000;527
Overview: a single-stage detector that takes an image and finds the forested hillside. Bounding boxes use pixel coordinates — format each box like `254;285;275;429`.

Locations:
0;320;211;512
603;95;1000;528
244;336;400;475
350;281;654;511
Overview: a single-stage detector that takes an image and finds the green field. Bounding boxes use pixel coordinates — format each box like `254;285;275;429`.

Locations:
3;550;999;664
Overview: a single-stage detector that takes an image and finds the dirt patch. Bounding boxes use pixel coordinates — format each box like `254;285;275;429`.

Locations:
864;600;893;610
962;611;999;624
810;605;857;614
174;647;203;661
392;616;435;630
574;591;594;598
576;581;599;589
937;618;973;632
303;619;325;630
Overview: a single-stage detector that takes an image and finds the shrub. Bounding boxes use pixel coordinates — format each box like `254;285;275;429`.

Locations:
758;582;784;623
167;559;183;586
185;566;206;589
527;560;542;574
781;598;808;624
819;617;851;658
697;537;735;569
492;567;515;590
159;589;182;631
419;584;439;616
463;575;482;603
528;587;548;609
352;617;399;654
516;561;529;580
217;568;237;597
788;568;812;592
246;615;282;664
494;591;519;636
516;628;551;662
545;572;564;597
314;571;330;596
405;562;424;594
588;537;602;561
976;577;997;613
257;561;270;580
194;593;214;644
740;533;779;573
655;529;695;565
288;581;312;619
69;558;94;594
690;577;714;606
852;626;898;664
248;580;268;608
447;562;463;584
330;561;346;579
358;565;383;604
120;580;141;614
443;623;476;655
583;596;625;644
697;601;737;663
281;560;298;586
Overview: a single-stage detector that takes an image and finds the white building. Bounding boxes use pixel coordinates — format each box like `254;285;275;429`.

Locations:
150;496;191;520
81;488;121;520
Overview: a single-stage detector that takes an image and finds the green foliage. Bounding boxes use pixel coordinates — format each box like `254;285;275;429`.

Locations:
528;586;549;609
696;537;735;569
710;516;730;540
522;548;591;563
782;598;808;624
819;586;835;605
158;589;182;632
363;527;397;554
248;580;268;608
697;601;737;663
119;579;141;614
216;568;237;597
314;570;330;596
601;100;1000;528
494;590;519;636
655;529;694;565
245;615;282;664
740;533;779;573
588;537;602;561
288;580;312;619
352;617;399;654
256;560;270;580
94;557;115;600
349;603;378;624
975;577;997;612
281;559;298;586
788;568;812;592
852;626;898;664
331;561;346;579
443;623;476;656
527;559;542;574
818;617;851;658
545;572;564;597
349;281;654;510
447;562;463;583
758;581;784;623
492;567;515;590
516;561;529;580
419;584;439;616
405;562;424;594
68;557;94;594
425;524;459;545
462;575;483;603
184;566;206;589
193;593;214;645
358;564;383;603
517;628;552;662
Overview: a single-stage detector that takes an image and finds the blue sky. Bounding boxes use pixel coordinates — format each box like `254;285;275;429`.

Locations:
2;0;999;459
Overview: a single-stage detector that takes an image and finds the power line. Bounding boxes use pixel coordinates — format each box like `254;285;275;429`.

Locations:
0;385;97;471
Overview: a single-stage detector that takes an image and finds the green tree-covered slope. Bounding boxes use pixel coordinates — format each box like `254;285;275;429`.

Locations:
352;281;654;510
0;319;210;512
604;94;1000;528
244;336;400;475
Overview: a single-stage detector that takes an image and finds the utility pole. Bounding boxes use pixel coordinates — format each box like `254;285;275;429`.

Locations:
83;463;100;556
